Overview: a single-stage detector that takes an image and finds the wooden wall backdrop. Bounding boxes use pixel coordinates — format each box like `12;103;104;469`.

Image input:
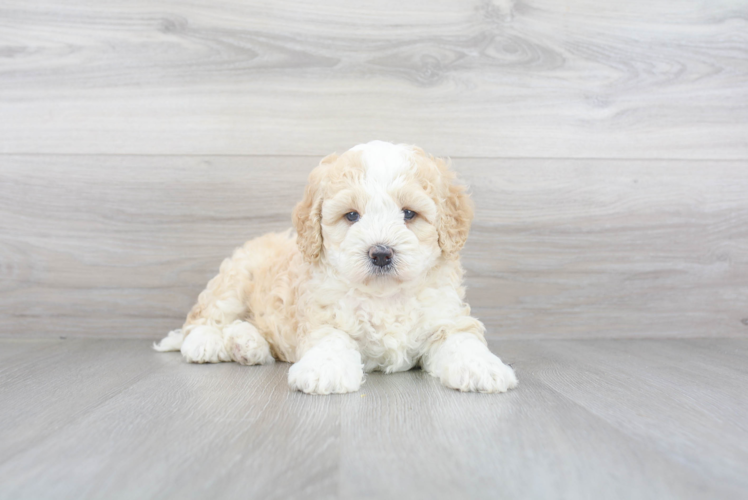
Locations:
1;0;747;339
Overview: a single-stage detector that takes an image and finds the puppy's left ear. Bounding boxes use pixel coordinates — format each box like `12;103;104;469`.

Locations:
293;153;337;263
432;156;474;259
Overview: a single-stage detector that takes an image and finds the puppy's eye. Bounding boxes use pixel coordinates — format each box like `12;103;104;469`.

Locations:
403;209;417;221
345;211;360;223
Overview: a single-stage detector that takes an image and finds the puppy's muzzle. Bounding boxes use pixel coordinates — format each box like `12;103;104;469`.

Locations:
368;245;394;268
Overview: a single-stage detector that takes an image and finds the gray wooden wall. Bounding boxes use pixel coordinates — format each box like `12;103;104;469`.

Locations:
1;0;747;339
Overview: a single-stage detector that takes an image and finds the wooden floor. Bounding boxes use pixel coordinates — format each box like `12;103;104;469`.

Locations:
1;338;746;500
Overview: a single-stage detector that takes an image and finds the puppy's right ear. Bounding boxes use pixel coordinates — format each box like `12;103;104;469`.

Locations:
293;153;338;263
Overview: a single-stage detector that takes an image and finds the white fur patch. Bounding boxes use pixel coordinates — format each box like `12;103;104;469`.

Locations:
424;333;518;393
352;140;413;186
224;320;274;365
180;325;231;364
288;334;365;395
152;328;184;352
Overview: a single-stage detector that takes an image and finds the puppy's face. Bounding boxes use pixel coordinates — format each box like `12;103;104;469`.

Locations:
293;141;473;286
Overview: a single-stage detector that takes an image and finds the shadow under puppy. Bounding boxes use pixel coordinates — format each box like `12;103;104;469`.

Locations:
154;141;518;395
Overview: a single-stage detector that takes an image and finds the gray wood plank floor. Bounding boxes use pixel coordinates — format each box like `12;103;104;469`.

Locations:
1;338;746;500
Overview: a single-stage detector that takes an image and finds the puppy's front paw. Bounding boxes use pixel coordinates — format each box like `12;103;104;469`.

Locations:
288;343;364;395
430;334;518;393
441;351;517;393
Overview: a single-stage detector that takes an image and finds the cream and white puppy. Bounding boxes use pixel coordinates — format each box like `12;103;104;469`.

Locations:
154;141;518;395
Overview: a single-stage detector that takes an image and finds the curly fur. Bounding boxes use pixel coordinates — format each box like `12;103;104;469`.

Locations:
154;141;517;395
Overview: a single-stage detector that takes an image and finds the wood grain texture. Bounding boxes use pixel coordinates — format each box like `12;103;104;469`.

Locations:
2;155;747;339
1;0;747;157
0;338;746;499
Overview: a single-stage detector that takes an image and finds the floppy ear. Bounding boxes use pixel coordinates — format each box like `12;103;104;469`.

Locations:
293;153;338;263
432;157;474;259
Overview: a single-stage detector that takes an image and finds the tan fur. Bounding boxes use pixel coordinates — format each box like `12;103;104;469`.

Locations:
411;148;474;258
292;152;368;263
182;231;304;361
292;154;335;263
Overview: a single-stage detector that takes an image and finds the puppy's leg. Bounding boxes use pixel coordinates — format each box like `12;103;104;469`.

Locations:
180;325;231;364
288;330;364;395
224;320;274;366
422;332;518;393
178;252;253;364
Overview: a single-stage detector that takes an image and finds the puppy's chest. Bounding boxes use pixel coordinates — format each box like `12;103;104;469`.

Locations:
339;295;427;362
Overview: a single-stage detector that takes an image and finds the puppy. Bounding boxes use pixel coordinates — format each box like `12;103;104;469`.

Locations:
154;141;518;395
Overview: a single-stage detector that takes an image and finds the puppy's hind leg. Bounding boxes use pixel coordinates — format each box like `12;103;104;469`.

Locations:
180;325;231;363
224;320;274;365
171;249;255;364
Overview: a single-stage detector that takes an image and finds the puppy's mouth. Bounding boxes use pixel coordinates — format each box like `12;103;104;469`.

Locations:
368;261;396;277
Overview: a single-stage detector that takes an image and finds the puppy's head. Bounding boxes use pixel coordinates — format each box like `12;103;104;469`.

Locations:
293;141;473;284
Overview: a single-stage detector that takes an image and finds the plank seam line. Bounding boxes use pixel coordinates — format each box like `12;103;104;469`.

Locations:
1;153;746;162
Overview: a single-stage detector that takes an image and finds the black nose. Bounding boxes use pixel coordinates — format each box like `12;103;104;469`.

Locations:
368;245;393;267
